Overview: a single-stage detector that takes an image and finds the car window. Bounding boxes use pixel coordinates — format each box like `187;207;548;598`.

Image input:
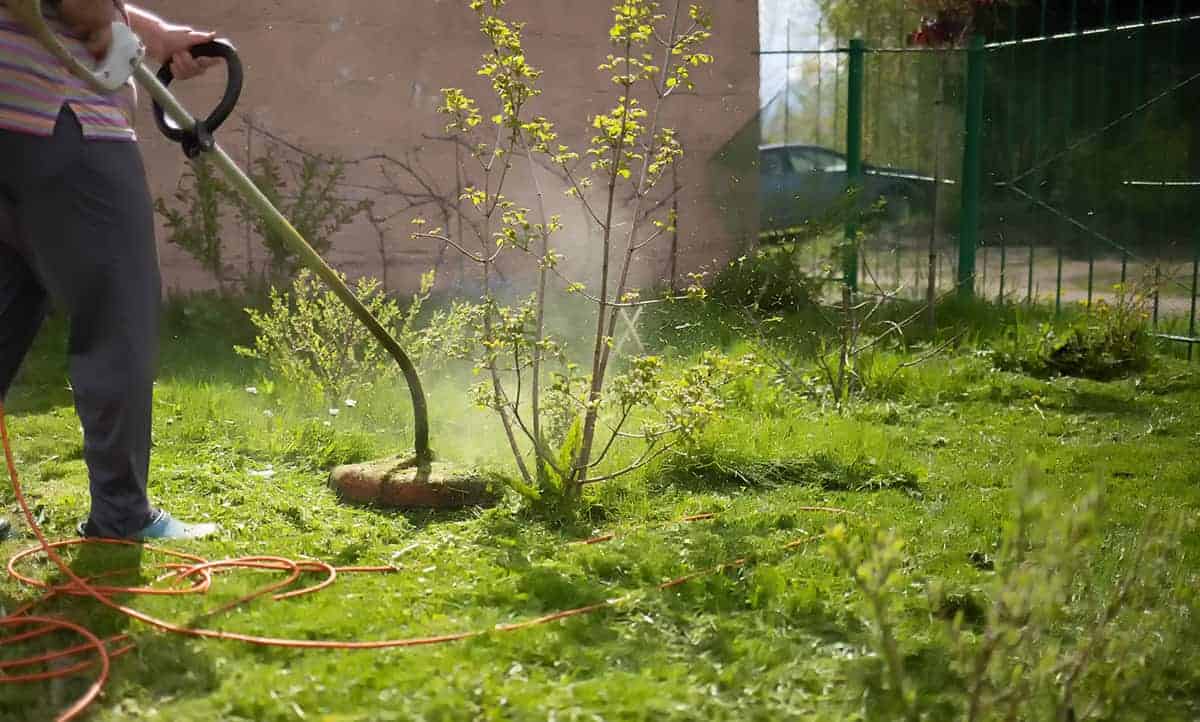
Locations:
761;150;786;176
785;150;817;173
808;148;847;172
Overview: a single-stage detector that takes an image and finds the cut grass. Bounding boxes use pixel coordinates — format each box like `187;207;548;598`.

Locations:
1;298;1198;721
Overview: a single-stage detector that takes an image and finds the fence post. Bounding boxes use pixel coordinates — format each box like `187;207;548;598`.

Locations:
843;38;865;293
1189;231;1198;363
958;35;985;299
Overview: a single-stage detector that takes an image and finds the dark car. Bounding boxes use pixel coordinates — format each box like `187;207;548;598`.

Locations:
759;144;941;231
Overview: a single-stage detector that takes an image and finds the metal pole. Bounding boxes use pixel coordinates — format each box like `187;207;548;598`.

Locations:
1173;0;1184;62
833;37;842;148
844;38;866;292
1190;233;1199;362
1135;0;1147;109
816;19;823;146
784;20;792;145
133;64;433;462
1000;233;1007;303
1131;0;1146;299
244;116;254;280
1059;0;1083;316
1087;247;1095;309
958;35;985;298
1152;264;1161;329
1055;247;1063;315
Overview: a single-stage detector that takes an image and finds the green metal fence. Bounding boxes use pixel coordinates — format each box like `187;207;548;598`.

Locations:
756;5;1200;360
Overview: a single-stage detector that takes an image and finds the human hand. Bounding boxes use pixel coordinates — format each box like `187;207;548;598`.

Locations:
142;22;219;80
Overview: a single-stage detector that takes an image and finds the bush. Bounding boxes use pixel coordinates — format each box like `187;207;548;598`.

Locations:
236;269;477;402
225;147;369;285
709;245;825;312
155;157;230;286
414;0;739;504
827;466;1197;722
992;282;1153;380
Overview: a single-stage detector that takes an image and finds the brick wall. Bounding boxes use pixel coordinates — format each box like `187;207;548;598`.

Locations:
138;0;760;294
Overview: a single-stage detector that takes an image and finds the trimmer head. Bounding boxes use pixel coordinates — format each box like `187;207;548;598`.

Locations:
329;456;501;510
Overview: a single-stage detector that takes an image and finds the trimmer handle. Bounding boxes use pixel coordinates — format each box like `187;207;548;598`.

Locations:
152;40;244;157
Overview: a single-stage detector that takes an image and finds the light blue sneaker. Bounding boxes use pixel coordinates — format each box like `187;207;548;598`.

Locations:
136;509;219;541
77;509;218;541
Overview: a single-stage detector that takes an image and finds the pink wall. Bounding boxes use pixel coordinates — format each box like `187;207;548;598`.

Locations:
136;0;760;294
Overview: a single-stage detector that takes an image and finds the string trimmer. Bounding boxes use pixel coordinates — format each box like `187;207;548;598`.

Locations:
9;0;496;508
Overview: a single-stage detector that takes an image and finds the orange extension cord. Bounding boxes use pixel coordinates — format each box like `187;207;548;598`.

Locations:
1;400;852;721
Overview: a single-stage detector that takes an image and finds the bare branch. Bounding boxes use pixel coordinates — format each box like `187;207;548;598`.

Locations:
413;232;501;265
580;439;677;485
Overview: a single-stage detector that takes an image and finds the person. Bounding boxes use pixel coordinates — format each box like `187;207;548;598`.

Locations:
0;0;220;540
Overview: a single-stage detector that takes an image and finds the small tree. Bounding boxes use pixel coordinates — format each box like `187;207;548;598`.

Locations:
155;156;231;288
157;133;373;291
225;145;370;285
416;0;749;503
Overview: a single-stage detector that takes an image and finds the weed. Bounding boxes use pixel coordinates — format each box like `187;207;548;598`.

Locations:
993;282;1155;381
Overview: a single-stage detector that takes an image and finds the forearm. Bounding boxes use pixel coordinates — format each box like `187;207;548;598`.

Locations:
124;5;181;64
50;1;213;71
124;4;162;39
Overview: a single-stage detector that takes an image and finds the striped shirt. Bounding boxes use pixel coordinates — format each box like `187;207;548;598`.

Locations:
0;1;136;141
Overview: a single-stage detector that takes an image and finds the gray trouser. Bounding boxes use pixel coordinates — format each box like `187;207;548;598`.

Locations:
0;106;159;538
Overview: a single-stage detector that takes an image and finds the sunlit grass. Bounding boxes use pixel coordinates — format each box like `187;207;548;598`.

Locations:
1;296;1197;721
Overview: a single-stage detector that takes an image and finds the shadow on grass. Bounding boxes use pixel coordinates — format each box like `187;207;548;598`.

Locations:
1056;387;1153;418
5;315;73;417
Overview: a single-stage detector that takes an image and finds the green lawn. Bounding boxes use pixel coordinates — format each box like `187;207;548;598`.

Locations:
2;296;1198;721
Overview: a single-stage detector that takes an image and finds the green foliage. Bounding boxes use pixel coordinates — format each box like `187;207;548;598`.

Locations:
420;0;723;505
831;466;1197;722
824;524;917;721
155;146;369;290
6;294;1200;722
710;245;825;312
284;418;377;470
226;147;369;283
942;468;1195;722
236;269;476;402
155;157;230;285
993;282;1154;380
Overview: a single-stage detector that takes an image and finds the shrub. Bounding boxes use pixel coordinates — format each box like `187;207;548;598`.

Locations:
709;245;824;312
826;466;1197;722
156;144;369;290
236;269;476;402
992;282;1154;380
155;156;230;286
224;147;369;285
